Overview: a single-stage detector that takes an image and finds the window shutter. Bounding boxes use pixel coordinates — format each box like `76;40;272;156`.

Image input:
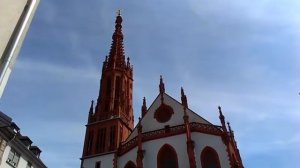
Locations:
12;153;20;164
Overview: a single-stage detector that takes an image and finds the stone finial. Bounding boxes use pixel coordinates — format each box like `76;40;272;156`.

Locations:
218;106;224;119
181;87;188;108
89;100;94;114
141;97;147;117
116;9;121;16
159;75;165;94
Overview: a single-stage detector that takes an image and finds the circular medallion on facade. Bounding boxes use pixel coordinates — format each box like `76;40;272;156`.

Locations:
154;103;174;123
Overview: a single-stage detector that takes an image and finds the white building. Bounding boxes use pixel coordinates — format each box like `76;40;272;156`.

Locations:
81;13;243;168
0;112;46;168
0;0;39;98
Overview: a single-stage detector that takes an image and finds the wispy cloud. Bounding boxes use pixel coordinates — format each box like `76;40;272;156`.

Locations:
15;58;99;80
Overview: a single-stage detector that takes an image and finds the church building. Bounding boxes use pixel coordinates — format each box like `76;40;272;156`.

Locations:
80;12;243;168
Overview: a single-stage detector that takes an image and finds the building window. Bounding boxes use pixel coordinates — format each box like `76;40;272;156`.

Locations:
6;148;20;167
109;126;116;150
26;161;32;168
95;161;101;168
96;130;100;152
154;104;174;123
126;80;129;97
120;126;123;142
106;77;111;96
157;144;178;168
87;132;94;154
105;101;110;112
115;76;121;98
99;128;106;152
124;160;136;168
201;146;221;168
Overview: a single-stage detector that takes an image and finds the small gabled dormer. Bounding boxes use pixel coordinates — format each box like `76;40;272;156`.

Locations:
29;146;41;158
19;136;32;149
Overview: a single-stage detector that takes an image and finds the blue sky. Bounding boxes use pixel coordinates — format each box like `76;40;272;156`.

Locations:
1;0;300;167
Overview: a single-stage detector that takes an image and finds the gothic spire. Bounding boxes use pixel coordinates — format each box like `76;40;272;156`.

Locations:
107;10;126;69
82;11;134;159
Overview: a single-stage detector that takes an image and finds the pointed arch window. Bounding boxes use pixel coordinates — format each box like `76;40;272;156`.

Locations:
201;146;221;168
106;77;111;96
157;144;179;168
87;131;94;155
124;160;136;168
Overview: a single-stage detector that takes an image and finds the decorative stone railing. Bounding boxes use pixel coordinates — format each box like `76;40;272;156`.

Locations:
118;122;224;155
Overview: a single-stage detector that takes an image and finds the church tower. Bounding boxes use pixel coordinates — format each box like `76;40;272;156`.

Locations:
82;11;134;159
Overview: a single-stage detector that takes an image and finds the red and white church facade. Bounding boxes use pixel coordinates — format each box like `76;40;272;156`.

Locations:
80;13;243;168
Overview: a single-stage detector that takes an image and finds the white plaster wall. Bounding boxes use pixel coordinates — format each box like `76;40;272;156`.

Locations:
82;153;114;168
1;145;12;168
0;0;39;98
118;147;137;168
0;0;27;57
0;0;26;98
192;132;230;168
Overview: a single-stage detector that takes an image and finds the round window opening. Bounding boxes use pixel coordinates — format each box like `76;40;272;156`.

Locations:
154;104;174;123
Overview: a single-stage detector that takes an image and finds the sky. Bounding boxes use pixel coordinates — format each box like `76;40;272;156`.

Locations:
1;0;300;167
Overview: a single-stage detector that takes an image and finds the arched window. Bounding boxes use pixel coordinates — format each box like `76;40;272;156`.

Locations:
201;146;221;168
124;160;136;168
157;144;179;168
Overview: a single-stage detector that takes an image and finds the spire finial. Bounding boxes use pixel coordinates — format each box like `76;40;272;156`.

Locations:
218;106;223;117
106;11;125;70
181;87;188;108
227;122;235;137
159;75;165;94
227;122;232;133
141;97;147;117
143;97;146;106
116;9;121;16
126;57;130;67
89;100;94;113
218;106;228;133
88;100;94;123
115;9;122;25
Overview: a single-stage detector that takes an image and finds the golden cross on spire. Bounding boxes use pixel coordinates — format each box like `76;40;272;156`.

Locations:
116;9;121;16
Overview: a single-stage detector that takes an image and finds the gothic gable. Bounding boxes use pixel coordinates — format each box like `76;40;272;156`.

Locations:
126;92;211;142
144;93;211;132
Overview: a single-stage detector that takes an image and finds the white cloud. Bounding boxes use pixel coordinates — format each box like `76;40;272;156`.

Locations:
14;58;98;81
